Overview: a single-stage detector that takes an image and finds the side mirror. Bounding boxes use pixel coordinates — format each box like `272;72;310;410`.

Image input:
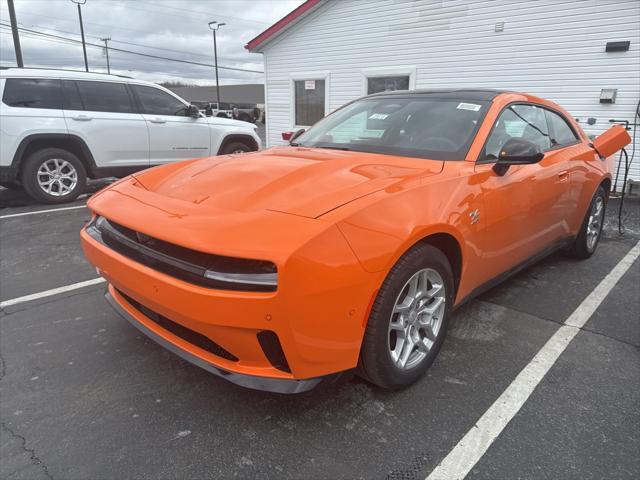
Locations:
493;138;544;176
591;124;631;158
187;104;200;118
282;128;305;143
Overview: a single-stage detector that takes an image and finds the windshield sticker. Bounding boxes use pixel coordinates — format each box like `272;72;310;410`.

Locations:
457;102;481;112
369;113;389;120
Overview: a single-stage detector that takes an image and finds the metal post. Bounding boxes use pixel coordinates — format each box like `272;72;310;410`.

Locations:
102;37;111;74
7;0;24;67
213;29;220;105
73;0;89;72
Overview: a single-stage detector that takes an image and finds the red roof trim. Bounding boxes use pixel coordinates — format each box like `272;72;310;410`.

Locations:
245;0;323;52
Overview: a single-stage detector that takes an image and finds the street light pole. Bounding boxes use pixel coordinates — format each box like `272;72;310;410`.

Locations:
101;37;111;74
71;0;89;72
208;21;226;106
7;0;23;67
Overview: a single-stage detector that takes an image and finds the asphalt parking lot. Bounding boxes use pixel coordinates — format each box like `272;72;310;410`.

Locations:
1;186;639;480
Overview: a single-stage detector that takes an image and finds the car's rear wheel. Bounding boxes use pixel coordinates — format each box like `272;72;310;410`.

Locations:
21;148;87;204
221;141;253;155
358;244;454;390
565;186;606;259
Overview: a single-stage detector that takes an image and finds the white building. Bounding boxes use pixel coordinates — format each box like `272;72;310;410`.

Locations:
246;0;640;186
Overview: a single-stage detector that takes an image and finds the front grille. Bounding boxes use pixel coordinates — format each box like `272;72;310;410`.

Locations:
86;216;276;292
117;289;238;362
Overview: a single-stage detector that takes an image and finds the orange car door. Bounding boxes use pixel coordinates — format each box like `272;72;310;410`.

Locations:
471;104;573;284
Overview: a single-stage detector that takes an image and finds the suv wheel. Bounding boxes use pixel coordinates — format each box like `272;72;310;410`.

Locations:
358;244;454;390
21;148;87;204
221;141;253;155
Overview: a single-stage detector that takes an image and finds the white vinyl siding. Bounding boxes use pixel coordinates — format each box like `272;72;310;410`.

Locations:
258;0;640;186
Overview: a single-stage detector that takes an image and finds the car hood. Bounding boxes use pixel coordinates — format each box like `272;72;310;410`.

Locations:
132;147;444;218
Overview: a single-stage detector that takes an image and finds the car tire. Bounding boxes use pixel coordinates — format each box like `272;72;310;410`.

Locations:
358;244;454;390
221;141;253;155
564;186;606;259
21;148;87;204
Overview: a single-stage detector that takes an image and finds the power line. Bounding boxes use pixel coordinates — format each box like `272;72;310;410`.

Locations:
0;23;264;74
134;0;271;26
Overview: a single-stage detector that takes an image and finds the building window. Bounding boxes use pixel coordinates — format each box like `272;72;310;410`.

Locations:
294;79;325;126
367;76;410;95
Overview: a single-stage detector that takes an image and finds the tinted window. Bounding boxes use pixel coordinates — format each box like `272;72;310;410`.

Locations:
545;109;578;147
296;97;489;161
367;76;410;95
2;78;62;109
294;79;325;126
62;80;84;110
76;81;134;113
132;85;188;116
484;104;551;160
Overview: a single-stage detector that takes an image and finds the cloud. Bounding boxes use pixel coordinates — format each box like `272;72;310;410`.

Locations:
0;0;303;85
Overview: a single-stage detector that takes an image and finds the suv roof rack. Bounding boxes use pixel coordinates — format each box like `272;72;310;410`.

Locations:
0;66;132;78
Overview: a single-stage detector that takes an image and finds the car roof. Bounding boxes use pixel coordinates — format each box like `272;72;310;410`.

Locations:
366;88;509;101
0;67;155;86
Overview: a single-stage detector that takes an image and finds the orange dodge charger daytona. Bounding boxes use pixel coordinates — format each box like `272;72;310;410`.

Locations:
81;89;630;393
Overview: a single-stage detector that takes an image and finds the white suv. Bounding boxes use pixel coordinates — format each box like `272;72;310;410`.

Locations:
0;68;262;203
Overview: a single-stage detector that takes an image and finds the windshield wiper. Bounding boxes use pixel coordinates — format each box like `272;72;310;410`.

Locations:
316;145;352;151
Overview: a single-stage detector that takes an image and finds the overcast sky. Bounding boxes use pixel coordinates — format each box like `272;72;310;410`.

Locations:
0;0;304;85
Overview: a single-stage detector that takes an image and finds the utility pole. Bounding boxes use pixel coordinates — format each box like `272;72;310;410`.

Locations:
208;21;226;106
101;37;111;74
71;0;89;72
7;0;24;67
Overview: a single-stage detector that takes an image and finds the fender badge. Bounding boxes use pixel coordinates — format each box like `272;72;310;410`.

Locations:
469;209;480;225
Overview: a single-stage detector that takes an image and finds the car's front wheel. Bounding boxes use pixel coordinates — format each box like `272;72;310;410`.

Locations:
21;148;87;204
221;141;253;155
358;244;454;390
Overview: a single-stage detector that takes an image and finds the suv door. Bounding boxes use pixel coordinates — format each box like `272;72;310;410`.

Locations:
130;85;212;165
62;80;149;169
473;103;575;281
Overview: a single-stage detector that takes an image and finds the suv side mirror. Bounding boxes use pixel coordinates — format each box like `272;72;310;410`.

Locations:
493;138;544;176
187;104;200;118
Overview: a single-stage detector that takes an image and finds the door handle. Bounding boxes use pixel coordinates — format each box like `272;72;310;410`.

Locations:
71;115;91;121
558;170;569;181
149;118;166;124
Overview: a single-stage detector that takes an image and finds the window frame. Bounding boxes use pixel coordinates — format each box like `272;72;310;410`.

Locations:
289;72;331;129
476;101;583;164
360;66;417;96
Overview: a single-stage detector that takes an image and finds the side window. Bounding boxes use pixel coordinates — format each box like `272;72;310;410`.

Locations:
294;79;325;126
483;104;551;160
2;78;62;109
132;85;188;116
61;80;84;110
367;76;410;95
545;109;579;147
76;81;134;113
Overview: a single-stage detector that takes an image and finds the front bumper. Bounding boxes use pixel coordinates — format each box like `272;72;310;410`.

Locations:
105;289;324;394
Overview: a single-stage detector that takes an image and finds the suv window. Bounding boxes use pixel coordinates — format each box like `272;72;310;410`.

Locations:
545;109;579;147
483;104;551;160
2;78;62;109
132;85;188;116
76;80;134;113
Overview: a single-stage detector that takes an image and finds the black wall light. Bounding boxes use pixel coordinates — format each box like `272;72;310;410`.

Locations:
605;41;630;52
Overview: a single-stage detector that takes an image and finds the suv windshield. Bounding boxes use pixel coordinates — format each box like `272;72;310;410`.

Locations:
295;96;489;160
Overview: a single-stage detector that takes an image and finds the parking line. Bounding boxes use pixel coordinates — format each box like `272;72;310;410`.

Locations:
0;277;105;309
427;240;640;480
0;204;87;219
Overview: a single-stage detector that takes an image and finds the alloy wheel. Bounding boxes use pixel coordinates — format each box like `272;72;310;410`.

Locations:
37;158;78;197
586;196;604;251
388;268;446;370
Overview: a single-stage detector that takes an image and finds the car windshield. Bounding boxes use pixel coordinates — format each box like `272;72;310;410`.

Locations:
295;96;490;160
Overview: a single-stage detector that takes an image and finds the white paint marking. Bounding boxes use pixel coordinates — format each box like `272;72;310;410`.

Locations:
0;204;87;219
427;241;640;480
0;277;105;309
